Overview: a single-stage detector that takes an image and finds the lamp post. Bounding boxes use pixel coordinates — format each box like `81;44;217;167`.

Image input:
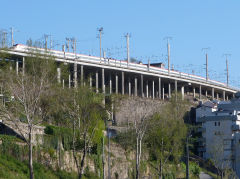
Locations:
186;134;192;179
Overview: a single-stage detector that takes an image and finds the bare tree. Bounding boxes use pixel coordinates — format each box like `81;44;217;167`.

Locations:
130;101;150;179
0;53;55;179
208;134;234;179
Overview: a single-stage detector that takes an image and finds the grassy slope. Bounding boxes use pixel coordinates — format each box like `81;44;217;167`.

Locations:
0;154;77;179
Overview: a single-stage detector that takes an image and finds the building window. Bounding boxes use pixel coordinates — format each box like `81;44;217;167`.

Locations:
224;139;231;145
215;122;220;126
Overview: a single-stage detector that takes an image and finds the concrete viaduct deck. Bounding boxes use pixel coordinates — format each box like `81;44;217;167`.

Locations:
0;44;238;101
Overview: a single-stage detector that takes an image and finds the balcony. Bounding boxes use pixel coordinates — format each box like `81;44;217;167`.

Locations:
198;147;206;152
198;141;205;147
197;127;206;133
198;117;206;123
197;137;206;142
232;124;240;131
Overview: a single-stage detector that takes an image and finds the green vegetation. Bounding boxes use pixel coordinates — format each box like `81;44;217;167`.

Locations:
146;96;189;178
0;154;77;179
0;134;100;179
0;45;218;178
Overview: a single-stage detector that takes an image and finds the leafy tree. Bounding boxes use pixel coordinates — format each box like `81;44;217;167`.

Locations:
146;94;189;179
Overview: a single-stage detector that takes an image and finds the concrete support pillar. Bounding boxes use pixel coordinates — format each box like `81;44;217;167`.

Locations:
128;77;131;96
175;80;177;96
217;93;219;100
102;69;105;93
102;69;105;106
227;95;229;101
16;60;19;75
135;77;137;96
212;88;214;99
57;67;61;83
81;65;84;86
22;57;25;75
158;78;161;99
146;80;149;98
223;91;226;101
168;82;171;98
69;74;71;88
96;71;99;93
122;71;124;95
62;79;65;89
141;74;144;97
152;80;155;99
115;74;118;94
181;86;184;100
74;63;77;88
162;86;165;100
90;74;92;89
199;85;202;100
193;87;196;98
205;90;208;97
109;74;112;94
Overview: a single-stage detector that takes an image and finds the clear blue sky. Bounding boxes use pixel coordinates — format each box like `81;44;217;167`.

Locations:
1;0;240;87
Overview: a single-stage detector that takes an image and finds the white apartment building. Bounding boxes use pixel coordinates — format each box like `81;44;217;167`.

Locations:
196;101;218;123
196;92;240;177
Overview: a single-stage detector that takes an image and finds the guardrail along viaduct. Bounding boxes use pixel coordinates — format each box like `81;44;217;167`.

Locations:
1;44;238;101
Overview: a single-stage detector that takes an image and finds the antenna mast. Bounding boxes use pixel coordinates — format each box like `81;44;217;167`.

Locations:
50;35;52;49
223;54;231;86
202;48;210;82
2;31;7;48
164;37;172;74
11;27;14;46
125;33;131;64
71;38;76;54
97;27;103;61
44;34;49;49
66;38;70;52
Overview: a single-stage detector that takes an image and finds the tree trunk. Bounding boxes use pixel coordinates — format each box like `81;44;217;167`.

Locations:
139;138;142;165
57;138;62;169
159;137;163;179
159;159;162;179
136;136;139;179
79;139;87;179
29;127;34;179
102;137;105;179
72;122;81;177
138;137;143;178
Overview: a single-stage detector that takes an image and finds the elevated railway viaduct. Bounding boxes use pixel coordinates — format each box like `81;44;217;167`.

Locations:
0;44;238;101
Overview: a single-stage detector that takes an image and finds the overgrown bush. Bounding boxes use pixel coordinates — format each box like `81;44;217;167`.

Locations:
113;130;135;151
